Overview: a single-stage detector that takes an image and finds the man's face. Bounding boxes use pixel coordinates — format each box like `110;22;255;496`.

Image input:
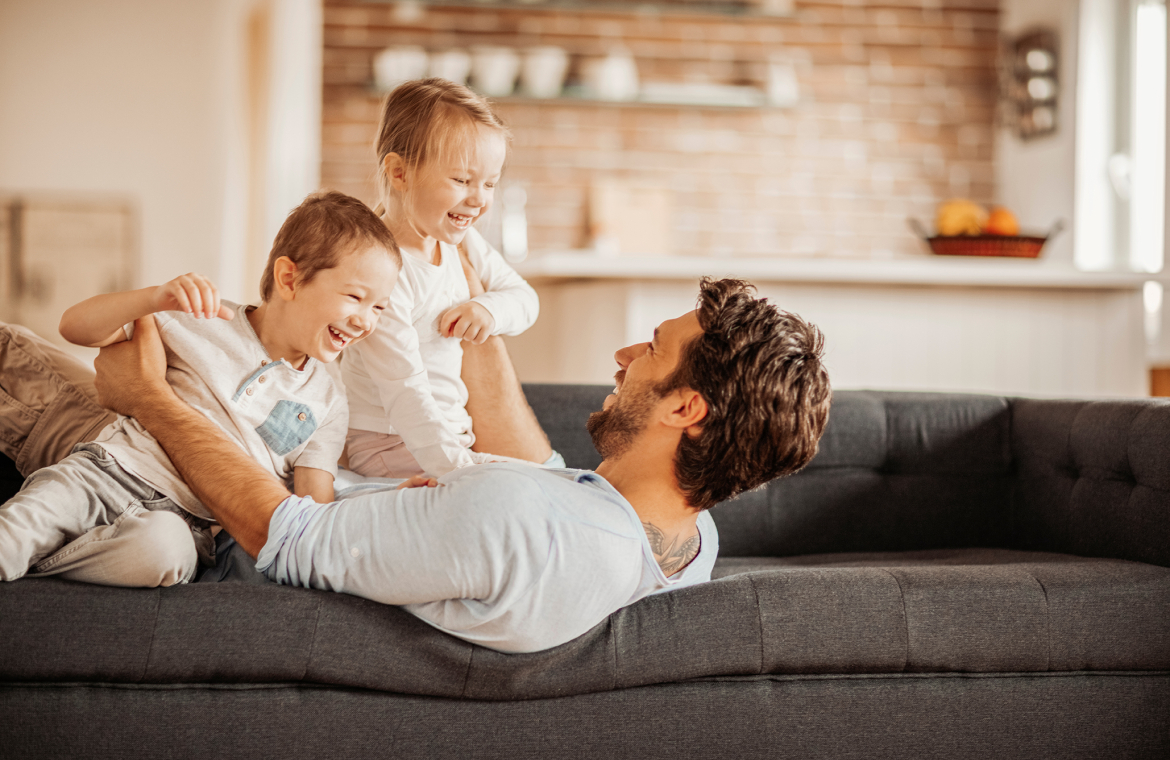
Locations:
587;311;702;459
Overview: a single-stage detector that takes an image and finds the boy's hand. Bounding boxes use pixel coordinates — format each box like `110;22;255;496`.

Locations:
438;302;495;345
151;273;234;320
396;475;439;490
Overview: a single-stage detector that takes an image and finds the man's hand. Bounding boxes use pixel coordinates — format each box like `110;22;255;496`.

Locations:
94;315;174;417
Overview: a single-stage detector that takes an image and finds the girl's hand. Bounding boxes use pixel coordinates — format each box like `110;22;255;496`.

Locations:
438;302;495;344
151;273;234;320
396;475;439;490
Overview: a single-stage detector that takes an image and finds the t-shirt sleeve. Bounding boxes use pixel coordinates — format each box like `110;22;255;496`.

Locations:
348;275;476;477
289;389;348;476
463;229;539;337
255;467;550;605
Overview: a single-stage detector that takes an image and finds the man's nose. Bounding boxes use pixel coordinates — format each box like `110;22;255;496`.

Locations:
614;342;649;368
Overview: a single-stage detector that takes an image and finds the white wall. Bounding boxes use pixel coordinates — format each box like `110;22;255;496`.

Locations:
0;0;320;305
995;0;1080;267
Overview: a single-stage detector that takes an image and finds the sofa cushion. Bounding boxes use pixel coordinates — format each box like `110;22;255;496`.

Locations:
712;392;1016;558
3;549;1166;701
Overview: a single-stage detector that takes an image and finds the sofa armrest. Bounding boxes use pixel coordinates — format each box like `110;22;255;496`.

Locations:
1011;397;1170;568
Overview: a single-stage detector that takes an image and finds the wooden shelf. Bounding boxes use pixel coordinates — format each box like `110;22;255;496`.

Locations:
354;0;796;20
515;252;1166;290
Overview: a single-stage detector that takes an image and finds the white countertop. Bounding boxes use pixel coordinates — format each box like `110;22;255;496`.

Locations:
514;252;1164;290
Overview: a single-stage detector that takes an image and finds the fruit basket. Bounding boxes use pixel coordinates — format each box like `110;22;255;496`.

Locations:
908;219;1063;259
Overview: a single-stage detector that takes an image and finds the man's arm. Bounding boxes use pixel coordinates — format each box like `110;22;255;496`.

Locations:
93;316;287;557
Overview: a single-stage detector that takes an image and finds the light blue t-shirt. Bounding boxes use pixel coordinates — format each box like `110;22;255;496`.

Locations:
256;463;718;653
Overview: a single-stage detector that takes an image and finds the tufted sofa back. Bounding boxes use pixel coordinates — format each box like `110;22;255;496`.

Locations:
525;386;1170;568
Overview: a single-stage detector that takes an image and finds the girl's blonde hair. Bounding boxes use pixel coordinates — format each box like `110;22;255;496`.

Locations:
373;78;510;213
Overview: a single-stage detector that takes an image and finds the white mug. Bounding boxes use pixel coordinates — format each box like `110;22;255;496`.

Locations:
471;46;521;96
521;46;569;99
428;49;472;86
374;45;429;91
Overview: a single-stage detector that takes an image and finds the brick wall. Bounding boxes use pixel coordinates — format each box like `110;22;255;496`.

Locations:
321;0;999;259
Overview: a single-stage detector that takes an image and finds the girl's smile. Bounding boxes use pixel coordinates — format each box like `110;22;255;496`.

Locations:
382;122;507;262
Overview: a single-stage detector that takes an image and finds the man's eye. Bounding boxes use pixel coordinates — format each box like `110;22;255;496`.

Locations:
485;182;496;190
452;178;469;185
374;305;386;312
348;295;360;301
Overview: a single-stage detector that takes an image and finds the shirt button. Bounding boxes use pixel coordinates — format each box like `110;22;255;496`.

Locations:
350;547;361;558
297;412;307;421
246;387;254;396
261;359;270;366
258;375;267;383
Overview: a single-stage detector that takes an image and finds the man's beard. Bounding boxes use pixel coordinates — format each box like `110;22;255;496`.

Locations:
586;385;660;460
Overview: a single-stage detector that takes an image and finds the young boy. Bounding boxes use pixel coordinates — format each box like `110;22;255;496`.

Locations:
0;191;400;588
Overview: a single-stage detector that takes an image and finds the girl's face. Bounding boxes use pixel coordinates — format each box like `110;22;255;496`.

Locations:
399;124;507;247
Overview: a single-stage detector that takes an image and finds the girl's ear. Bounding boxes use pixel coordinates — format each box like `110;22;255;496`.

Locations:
382;153;409;192
272;256;300;302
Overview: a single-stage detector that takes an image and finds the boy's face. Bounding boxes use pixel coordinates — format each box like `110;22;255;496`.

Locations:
286;244;399;364
405;124;506;246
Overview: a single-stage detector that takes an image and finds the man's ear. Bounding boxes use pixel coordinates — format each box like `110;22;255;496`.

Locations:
382;153;409;192
272;257;300;302
663;388;708;433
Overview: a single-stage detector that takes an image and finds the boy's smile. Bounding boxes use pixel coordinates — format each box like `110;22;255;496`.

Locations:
250;244;400;369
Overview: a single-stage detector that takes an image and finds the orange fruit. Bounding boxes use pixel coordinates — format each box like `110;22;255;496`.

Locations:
984;207;1020;236
936;199;987;236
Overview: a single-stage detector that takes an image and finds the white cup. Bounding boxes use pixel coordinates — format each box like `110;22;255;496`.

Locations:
583;50;639;102
470;46;521;97
428;49;472;86
374;45;429;92
521;46;569;98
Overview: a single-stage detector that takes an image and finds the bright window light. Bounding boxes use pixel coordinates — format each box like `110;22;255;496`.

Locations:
1130;0;1167;272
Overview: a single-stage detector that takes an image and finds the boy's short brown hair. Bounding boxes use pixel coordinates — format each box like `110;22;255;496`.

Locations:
259;191;400;302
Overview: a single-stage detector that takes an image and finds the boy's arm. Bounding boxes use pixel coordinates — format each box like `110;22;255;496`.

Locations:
293;467;334;504
60;273;233;348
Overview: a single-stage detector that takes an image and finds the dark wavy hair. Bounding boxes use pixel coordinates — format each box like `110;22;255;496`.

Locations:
658;278;831;510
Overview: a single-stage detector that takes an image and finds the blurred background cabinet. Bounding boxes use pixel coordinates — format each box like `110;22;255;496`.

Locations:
1;197;135;360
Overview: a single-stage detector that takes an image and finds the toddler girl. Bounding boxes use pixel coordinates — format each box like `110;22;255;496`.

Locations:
342;78;560;478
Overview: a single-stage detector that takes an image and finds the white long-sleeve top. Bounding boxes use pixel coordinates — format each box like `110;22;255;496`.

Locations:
341;228;538;477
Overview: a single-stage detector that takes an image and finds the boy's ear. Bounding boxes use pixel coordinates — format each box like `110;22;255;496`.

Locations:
382;153;409;192
272;256;300;302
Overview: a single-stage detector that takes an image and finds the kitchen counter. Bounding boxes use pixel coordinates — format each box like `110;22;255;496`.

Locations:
515;252;1162;290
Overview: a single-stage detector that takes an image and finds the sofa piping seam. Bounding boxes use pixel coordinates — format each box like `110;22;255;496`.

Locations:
140;588;162;684
302;598;322;682
882;568;909;673
747;574;764;675
1024;570;1052;672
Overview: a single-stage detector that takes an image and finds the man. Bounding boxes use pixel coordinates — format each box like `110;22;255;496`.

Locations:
93;277;831;653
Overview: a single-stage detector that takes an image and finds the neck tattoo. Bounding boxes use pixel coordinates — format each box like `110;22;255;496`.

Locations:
642;521;701;576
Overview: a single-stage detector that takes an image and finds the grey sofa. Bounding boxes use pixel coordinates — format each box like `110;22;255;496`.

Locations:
1;385;1168;759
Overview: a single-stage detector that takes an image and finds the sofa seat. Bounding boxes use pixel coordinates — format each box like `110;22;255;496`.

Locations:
710;548;1170;675
3;547;1165;704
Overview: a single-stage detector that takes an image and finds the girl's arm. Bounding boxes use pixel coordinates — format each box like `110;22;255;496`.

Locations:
462;230;539;336
60;273;233;348
293;466;335;504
